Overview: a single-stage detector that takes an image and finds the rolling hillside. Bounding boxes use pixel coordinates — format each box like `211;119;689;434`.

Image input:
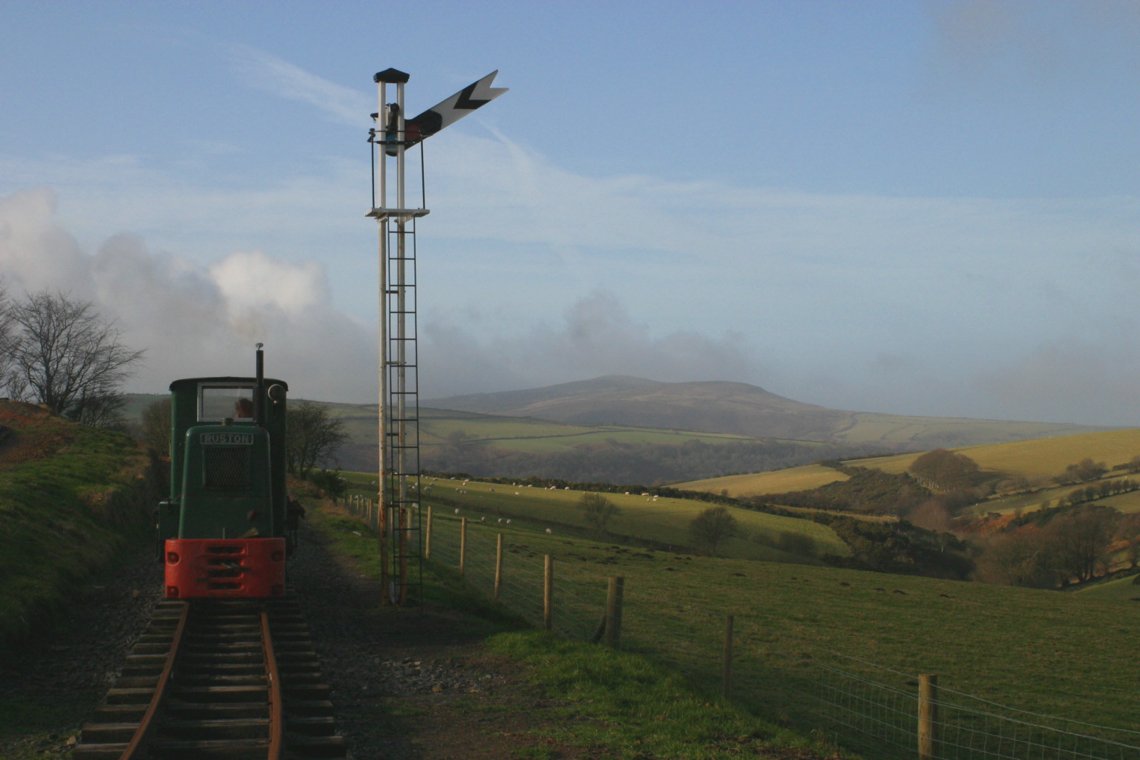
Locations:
427;375;1103;449
127;376;1107;484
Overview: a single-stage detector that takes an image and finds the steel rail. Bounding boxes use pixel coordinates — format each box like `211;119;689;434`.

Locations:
260;610;284;760
119;601;189;760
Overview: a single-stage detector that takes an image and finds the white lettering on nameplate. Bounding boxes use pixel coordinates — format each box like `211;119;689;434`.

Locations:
201;432;254;445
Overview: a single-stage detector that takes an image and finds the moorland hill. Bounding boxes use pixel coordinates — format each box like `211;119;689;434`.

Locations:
427;375;1104;450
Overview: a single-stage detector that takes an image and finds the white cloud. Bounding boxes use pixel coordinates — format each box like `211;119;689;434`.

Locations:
421;290;760;398
228;45;369;127
0;188;376;402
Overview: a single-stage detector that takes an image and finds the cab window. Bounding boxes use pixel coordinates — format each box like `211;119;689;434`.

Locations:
199;386;255;421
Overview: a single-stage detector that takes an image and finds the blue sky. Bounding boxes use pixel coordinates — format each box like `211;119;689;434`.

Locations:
2;1;1140;425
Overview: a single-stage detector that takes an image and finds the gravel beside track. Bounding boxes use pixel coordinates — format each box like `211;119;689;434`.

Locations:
0;515;580;759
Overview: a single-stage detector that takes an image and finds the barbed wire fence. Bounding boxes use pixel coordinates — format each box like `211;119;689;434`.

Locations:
338;498;1140;760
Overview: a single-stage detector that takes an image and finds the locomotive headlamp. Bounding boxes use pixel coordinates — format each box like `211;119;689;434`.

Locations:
268;383;286;406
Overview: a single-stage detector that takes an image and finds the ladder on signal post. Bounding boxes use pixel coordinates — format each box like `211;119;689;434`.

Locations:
369;68;427;606
383;217;422;606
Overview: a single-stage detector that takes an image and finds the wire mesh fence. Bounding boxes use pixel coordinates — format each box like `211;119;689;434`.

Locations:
793;656;1140;760
340;502;1140;760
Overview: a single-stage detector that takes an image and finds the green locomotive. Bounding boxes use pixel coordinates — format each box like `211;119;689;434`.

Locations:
156;346;298;598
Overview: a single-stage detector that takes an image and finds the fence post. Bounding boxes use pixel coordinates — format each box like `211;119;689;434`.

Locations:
722;615;735;699
494;533;503;600
543;555;553;631
918;673;938;760
604;576;624;648
424;506;432;560
459;517;467;576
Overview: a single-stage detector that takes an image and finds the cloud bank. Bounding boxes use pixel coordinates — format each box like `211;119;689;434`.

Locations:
0;188;376;402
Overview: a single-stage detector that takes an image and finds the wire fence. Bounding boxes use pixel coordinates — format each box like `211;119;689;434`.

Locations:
339;500;1140;760
802;657;1140;760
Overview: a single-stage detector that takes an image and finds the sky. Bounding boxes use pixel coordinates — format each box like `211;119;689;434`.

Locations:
2;1;1140;426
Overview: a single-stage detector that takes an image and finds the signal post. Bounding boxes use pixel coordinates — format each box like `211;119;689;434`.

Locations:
367;68;506;604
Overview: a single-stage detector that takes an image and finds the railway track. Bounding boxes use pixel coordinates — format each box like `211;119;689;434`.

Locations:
73;597;346;759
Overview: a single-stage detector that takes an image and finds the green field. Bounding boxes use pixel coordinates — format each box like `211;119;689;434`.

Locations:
326;404;756;452
341;472;851;561
1071;571;1140;601
832;412;1096;448
335;471;1139;748
348;503;1140;755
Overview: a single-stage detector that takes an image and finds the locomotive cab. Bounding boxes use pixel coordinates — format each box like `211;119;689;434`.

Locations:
158;355;292;599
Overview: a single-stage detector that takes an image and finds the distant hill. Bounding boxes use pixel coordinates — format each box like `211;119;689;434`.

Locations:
427;375;1104;450
429;376;853;437
123;377;1108;484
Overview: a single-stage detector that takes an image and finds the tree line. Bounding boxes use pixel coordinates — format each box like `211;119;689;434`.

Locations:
976;504;1139;587
756;451;1140;588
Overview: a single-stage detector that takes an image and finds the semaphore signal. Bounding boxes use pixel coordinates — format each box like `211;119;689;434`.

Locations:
366;68;506;605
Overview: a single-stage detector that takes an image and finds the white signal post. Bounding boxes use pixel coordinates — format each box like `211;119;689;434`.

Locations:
368;68;506;605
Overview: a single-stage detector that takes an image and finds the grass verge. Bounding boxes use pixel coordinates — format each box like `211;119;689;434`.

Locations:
308;500;849;759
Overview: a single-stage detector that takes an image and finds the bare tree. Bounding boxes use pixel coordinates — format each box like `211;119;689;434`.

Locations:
975;528;1051;587
6;291;144;425
689;506;738;557
0;283;15;385
286;401;348;478
1042;505;1120;584
580;492;620;537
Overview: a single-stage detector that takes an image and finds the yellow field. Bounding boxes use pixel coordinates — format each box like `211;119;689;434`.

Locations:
679;428;1140;504
676;464;849;498
849;428;1140;482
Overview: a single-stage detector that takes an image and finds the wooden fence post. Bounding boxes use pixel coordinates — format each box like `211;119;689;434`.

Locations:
918;673;938;760
604;576;624;648
424;506;432;560
459;517;467;576
494;533;504;600
722;615;735;699
543;555;553;631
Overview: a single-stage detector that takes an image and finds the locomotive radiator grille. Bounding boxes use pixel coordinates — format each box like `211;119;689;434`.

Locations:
203;445;251;489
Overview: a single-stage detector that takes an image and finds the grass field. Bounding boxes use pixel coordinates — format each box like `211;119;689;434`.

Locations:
341;472;851;561
833;412;1097;448
677;463;850;498
1071;571;1140;601
310;506;848;758
322;403;756;454
345;502;1140;755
